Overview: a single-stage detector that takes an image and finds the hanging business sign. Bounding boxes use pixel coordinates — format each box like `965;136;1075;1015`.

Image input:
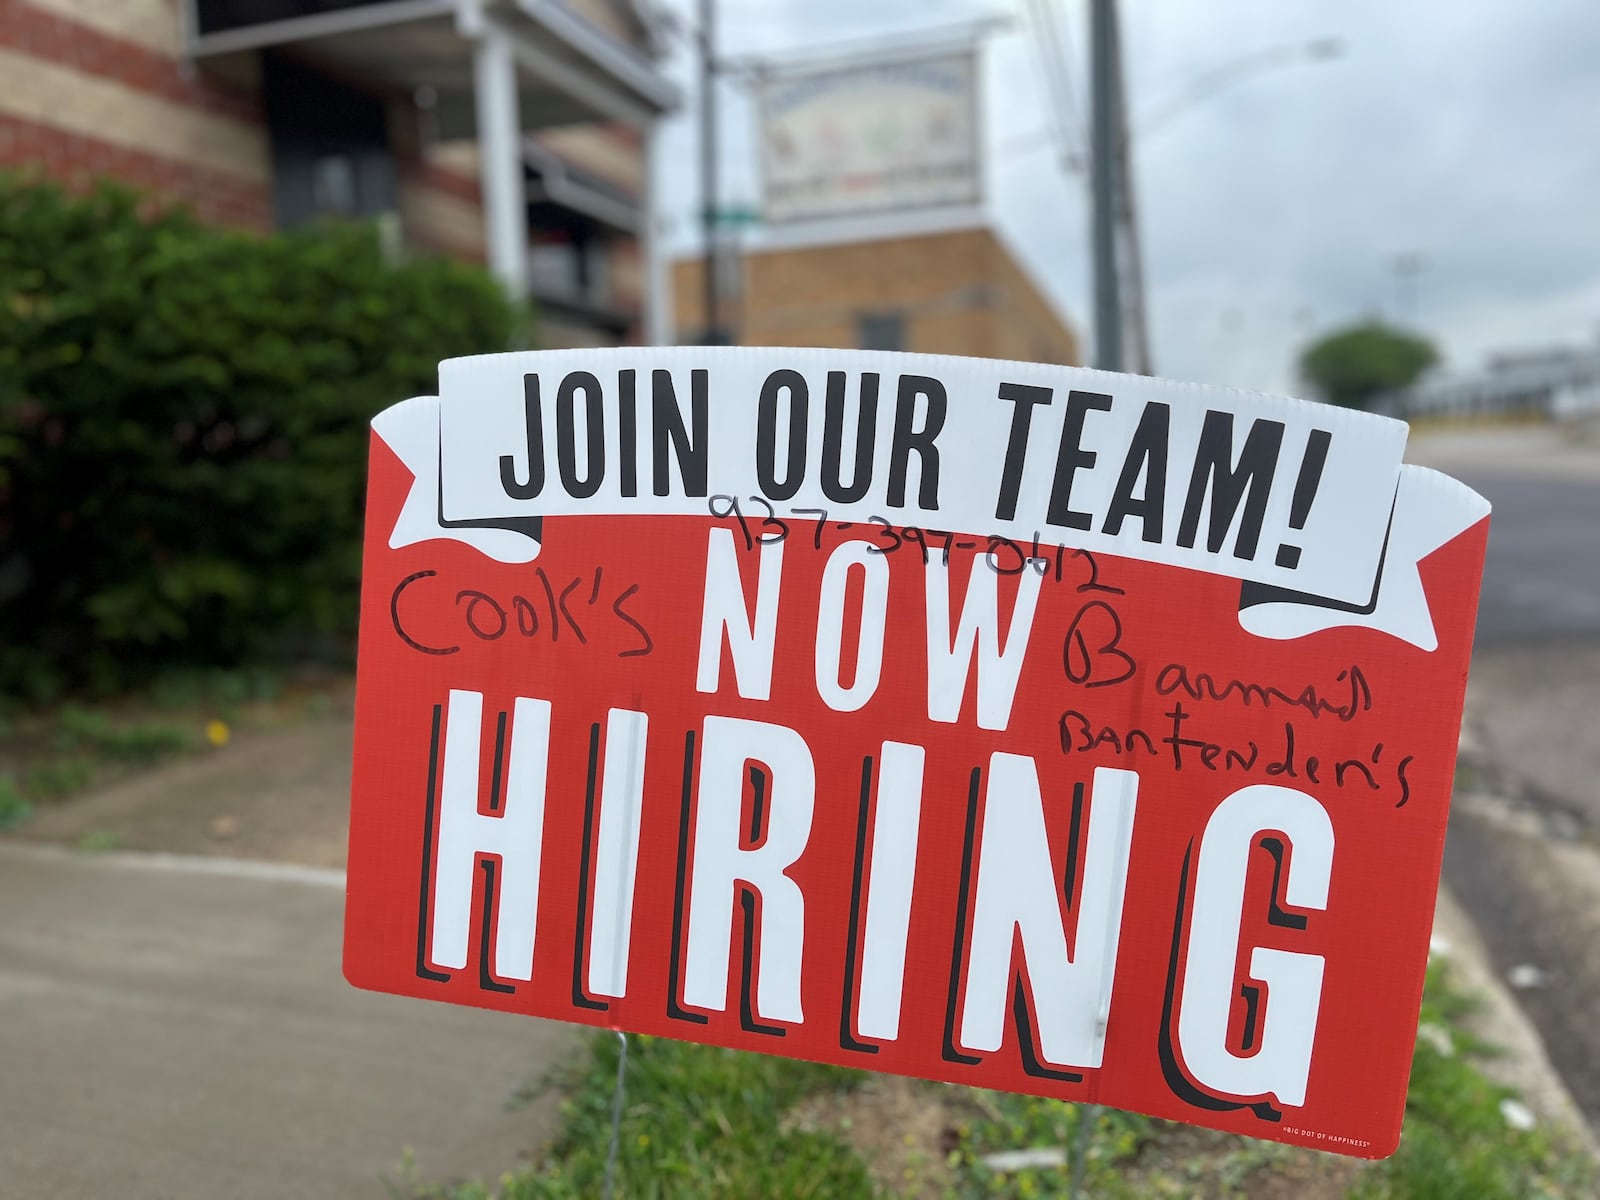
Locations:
757;49;982;223
345;347;1490;1158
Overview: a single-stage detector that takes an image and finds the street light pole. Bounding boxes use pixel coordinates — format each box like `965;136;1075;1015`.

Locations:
1136;37;1343;137
1089;0;1123;372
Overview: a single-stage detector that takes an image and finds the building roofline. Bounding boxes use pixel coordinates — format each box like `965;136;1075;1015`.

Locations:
510;0;678;112
183;0;679;115
985;221;1081;353
184;0;455;57
721;204;990;257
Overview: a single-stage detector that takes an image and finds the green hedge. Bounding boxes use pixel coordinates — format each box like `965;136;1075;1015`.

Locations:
0;176;521;698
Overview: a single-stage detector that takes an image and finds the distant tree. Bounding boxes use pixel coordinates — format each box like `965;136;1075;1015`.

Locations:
1298;321;1439;410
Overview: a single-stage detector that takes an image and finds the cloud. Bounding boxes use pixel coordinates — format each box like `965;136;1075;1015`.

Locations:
650;0;1600;392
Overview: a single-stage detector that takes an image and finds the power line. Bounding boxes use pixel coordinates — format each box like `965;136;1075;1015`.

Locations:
1023;0;1084;171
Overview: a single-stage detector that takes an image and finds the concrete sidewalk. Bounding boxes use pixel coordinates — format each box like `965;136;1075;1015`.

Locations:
1407;421;1600;482
0;842;575;1200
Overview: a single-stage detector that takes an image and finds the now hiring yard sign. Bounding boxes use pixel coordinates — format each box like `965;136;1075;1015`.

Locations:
343;347;1490;1158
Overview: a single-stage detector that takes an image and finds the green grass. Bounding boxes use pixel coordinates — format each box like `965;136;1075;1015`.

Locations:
0;774;33;829
76;829;122;853
1350;962;1597;1200
948;1095;1146;1198
148;666;283;713
0;708;197;827
0;668;344;840
54;706;195;763
397;1033;875;1199
402;958;1598;1200
946;1095;1300;1198
22;758;94;800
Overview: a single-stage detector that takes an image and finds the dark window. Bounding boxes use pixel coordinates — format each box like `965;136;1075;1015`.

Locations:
261;53;396;229
311;155;359;216
858;312;905;352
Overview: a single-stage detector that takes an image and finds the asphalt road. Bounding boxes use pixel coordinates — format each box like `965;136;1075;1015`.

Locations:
1418;435;1600;1134
0;843;574;1200
1464;472;1600;646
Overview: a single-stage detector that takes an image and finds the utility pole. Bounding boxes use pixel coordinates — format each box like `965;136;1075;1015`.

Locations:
1088;0;1123;372
1112;16;1152;375
1392;252;1424;326
698;0;724;343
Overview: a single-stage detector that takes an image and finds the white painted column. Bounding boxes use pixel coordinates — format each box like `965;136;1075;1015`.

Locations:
642;118;674;345
472;24;529;299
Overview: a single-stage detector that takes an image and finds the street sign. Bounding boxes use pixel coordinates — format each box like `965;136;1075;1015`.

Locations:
708;203;763;229
345;347;1489;1158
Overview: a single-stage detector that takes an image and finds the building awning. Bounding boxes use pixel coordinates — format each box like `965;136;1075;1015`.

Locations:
525;141;640;233
185;0;679;131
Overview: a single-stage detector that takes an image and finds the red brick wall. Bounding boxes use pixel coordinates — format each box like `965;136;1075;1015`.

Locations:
0;0;272;230
0;112;272;228
0;0;261;122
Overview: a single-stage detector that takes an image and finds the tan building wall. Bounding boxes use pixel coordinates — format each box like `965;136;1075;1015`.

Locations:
672;225;1080;365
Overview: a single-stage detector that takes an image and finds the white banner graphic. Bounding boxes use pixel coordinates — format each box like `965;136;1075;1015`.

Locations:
378;348;1489;651
756;48;982;223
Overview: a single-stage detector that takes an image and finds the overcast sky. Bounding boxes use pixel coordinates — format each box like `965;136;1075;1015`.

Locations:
649;0;1600;395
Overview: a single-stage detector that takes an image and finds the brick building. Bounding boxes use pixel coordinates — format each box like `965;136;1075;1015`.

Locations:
0;0;676;347
671;217;1080;365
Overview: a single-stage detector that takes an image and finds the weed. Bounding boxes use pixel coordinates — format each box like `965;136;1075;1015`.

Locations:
77;829;122;853
55;706;194;763
407;1034;875;1199
24;759;94;799
949;1094;1150;1197
1350;962;1598;1199
392;965;1598;1200
0;774;32;828
151;667;284;711
150;673;208;712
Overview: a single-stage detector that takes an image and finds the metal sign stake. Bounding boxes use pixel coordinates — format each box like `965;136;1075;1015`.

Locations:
602;1030;629;1200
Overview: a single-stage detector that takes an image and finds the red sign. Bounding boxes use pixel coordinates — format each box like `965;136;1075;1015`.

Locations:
345;349;1489;1157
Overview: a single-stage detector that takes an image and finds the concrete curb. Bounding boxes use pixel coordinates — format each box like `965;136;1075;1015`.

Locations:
1430;879;1599;1158
0;838;347;888
1441;708;1600;1158
1407;423;1600;485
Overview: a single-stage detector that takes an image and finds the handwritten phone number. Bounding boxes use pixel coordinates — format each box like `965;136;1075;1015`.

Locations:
706;494;1125;593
